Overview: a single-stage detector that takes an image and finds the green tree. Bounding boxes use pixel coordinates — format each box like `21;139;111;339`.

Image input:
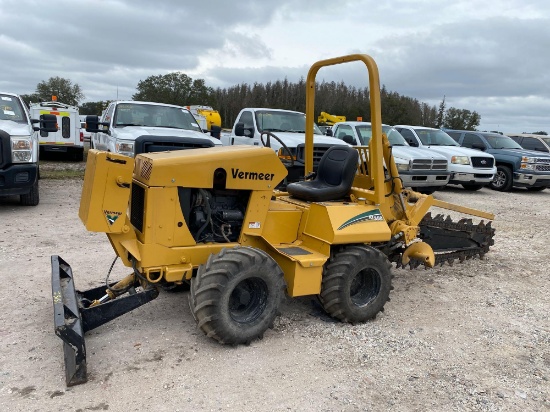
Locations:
443;107;480;130
33;76;84;106
436;96;446;128
20;93;41;107
79;101;111;115
132;72;214;106
531;131;548;135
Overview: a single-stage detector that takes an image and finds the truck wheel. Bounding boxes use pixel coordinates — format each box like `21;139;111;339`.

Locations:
319;245;392;323
412;187;436;195
190;247;286;344
74;149;84;162
20;180;39;206
489;165;513;191
461;184;484;191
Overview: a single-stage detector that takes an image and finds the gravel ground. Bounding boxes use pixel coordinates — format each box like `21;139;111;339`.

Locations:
0;166;548;412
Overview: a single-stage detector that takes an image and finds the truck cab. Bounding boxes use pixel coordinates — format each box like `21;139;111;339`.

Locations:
221;108;349;182
0;92;56;205
87;101;222;157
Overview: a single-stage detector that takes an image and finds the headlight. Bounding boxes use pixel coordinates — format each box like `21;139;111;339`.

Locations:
278;147;296;161
11;136;33;163
521;156;536;170
115;141;135;156
451;156;470;165
396;162;410;171
520;163;536;170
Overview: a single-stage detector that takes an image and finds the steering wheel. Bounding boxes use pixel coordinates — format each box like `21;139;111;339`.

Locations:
260;131;295;168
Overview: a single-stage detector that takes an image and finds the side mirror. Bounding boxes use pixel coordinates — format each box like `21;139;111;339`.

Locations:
235;122;245;136
407;138;418;147
32;114;57;133
326;129;333;137
342;135;357;145
472;143;485;151
210;125;221;139
85;115;109;133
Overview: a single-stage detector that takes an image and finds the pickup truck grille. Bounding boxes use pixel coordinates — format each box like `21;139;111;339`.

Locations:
471;157;494;168
535;164;550;172
295;144;332;167
410;159;448;170
0;130;8;169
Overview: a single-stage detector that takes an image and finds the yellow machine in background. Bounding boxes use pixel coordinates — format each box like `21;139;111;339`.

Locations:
51;54;495;386
317;111;346;126
186;105;222;131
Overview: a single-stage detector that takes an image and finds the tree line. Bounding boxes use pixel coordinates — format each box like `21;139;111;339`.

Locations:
21;73;486;130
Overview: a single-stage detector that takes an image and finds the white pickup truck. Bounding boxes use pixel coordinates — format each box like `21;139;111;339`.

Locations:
330;121;450;193
0;92;57;205
220;108;349;182
87;101;222;157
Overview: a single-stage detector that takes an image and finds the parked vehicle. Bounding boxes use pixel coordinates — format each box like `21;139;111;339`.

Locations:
507;133;550;153
185;105;222;136
0;92;57;205
86;101;222;157
220;108;349;183
30;98;84;161
331;121;450;193
446;130;550;191
79;115;92;143
317;112;346;126
394;126;496;191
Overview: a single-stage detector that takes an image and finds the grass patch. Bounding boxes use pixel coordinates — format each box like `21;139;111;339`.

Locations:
39;146;89;179
40;168;85;180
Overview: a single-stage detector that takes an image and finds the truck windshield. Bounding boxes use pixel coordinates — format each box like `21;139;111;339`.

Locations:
541;137;550;146
416;129;459;146
355;125;409;146
483;134;523;149
255;110;323;135
0;94;27;124
113;103;202;131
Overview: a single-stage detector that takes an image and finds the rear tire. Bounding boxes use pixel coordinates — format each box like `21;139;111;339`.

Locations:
461;184;484;191
74;149;84;162
319;245;392;323
489;165;513;191
190;247;286;344
20;180;39;206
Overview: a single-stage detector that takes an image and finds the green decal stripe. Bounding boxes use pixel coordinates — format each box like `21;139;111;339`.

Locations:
337;209;382;230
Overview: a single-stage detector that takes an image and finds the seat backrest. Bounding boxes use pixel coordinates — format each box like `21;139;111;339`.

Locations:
317;146;358;186
286;146;358;202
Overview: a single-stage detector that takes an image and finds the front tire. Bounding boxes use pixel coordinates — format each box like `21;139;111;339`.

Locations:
412;187;437;195
461;183;484;191
489;165;513;191
319;245;392;323
20;180;39;206
190;247;286;344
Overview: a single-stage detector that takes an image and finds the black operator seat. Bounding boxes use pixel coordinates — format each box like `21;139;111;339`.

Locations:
286;146;358;202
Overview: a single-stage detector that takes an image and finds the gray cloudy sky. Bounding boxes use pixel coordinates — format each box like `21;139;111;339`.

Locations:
1;0;549;133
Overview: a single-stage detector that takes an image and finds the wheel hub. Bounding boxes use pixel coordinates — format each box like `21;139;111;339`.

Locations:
350;269;381;307
229;277;268;323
